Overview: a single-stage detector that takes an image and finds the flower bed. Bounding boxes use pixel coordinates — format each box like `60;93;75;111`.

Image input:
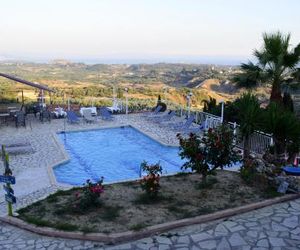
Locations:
17;171;281;234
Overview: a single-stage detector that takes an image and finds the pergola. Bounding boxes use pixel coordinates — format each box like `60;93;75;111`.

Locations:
0;73;55;104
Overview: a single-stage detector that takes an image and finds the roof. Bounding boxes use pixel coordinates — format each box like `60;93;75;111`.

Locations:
0;73;55;92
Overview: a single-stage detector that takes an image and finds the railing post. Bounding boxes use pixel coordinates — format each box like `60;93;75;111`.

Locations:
233;122;237;145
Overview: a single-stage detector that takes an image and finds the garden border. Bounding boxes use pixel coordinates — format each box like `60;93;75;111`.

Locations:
1;193;299;244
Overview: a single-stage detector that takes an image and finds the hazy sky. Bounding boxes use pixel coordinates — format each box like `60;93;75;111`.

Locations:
1;0;299;64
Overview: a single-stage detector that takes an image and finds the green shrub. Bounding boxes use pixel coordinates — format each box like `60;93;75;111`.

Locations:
140;161;162;199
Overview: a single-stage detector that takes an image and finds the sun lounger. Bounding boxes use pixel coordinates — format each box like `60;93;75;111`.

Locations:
82;109;96;123
151;110;176;123
67;111;80;124
99;108;114;120
1;140;34;155
80;107;97;116
5;145;34;155
142;105;162;117
182;120;207;134
172;114;195;131
106;99;121;113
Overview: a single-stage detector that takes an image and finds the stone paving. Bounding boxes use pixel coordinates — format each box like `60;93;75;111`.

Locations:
0;113;300;249
0;198;300;249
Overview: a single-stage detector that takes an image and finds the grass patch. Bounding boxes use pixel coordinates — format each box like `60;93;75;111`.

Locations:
20;215;79;231
263;187;282;199
55;222;79;231
133;193;174;205
166;205;188;214
197;177;218;189
99;205;122;221
81;226;95;234
22;216;52;227
197;206;214;215
130;223;147;231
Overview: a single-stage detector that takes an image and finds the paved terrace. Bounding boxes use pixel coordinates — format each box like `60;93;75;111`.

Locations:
0;113;182;214
0;113;299;249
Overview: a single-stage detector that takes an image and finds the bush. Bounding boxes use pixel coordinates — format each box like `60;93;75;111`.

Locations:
177;125;239;183
140;161;162;199
72;178;104;213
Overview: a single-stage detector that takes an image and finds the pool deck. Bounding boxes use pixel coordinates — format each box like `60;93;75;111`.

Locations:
0;113;300;249
0;113;185;215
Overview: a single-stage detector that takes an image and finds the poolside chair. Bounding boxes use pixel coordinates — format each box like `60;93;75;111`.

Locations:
106;99;121;113
15;111;26;128
40;110;51;123
142;105;162;117
82;109;96;123
151;110;176;123
182;119;207;134
172;114;195;131
99;107;114;121
67;111;80;124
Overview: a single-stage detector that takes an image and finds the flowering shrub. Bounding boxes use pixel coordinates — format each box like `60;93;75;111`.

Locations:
140;161;162;199
177;125;239;183
73;177;104;212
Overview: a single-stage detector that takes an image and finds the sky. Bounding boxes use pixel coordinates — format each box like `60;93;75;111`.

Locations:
0;0;299;65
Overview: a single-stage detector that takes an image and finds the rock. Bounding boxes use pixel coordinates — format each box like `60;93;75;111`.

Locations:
257;239;269;248
228;233;247;247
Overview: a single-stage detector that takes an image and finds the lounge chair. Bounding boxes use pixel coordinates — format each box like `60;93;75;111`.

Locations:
80;107;97;116
82;109;96;123
40;110;51;123
172;114;195;131
142;105;162;117
182;119;207;134
67;111;80;124
15;111;26;128
99;108;114;120
151;110;176;123
106;99;121;113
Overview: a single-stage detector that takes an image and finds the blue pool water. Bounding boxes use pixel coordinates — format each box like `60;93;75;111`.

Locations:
54;126;187;185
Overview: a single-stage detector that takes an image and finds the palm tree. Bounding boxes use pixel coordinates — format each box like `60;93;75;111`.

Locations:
264;102;300;159
235;32;300;104
235;93;262;159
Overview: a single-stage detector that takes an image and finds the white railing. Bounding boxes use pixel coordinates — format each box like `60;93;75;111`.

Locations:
103;99;273;155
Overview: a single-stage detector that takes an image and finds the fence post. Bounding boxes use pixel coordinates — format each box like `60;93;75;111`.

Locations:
233;122;237;145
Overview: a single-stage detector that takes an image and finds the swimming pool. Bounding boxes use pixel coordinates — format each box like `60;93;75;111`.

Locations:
54;126;186;185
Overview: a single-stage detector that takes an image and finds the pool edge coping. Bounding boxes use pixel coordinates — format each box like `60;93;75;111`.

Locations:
1;193;300;244
48;124;179;188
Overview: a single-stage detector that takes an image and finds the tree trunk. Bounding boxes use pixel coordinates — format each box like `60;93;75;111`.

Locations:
243;135;250;160
270;79;283;104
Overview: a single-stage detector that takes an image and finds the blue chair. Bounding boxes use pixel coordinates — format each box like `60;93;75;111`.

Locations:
152;110;176;123
183;120;207;134
142;105;162;117
67;111;80;124
100;108;114;120
172;114;195;131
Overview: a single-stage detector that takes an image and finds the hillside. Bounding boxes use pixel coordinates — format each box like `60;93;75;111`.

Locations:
0;61;270;108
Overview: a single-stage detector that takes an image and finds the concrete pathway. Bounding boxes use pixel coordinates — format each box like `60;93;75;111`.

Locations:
1;198;300;249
